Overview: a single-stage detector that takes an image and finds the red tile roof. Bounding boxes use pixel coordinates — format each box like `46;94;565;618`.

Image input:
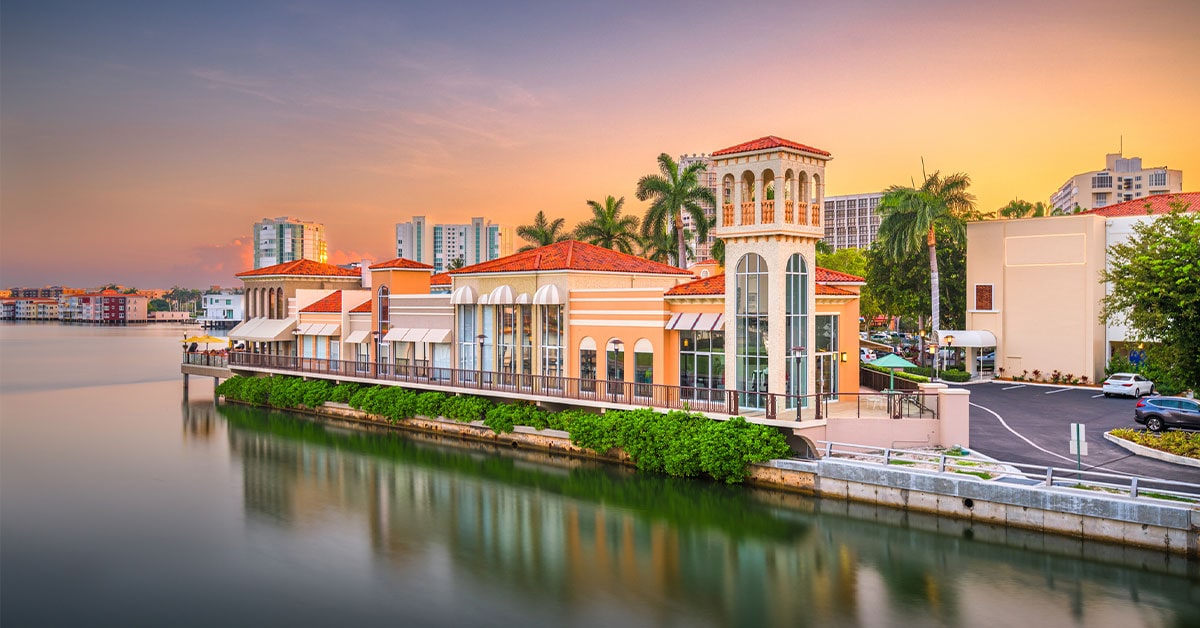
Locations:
712;135;831;158
449;240;693;276
430;272;452;286
1080;192;1199;217
815;267;865;284
368;257;434;270
350;300;372;313
300;291;342;313
666;269;863;297
236;259;362;278
665;274;726;296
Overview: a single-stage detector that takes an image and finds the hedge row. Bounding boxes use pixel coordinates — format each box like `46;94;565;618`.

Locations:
1109;428;1200;459
214;375;793;484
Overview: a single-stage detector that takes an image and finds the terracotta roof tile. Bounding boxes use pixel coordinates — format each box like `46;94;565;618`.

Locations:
300;291;342;313
712;135;831;158
814;267;865;284
349;300;372;313
236;259;362;278
1080;192;1199;217
666;274;726;296
430;272;452;285
816;284;855;296
368;257;434;270
449;240;692;276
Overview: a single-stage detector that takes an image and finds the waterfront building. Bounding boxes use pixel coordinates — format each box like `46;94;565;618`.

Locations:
678;153;719;263
0;299;15;319
148;311;192;323
229;260;364;354
253;217;328;269
7;285;85;298
822;192;882;251
966;191;1198;383
68;291;149;324
395;216;514;273
14;298;60;320
198;291;245;329
1049;153;1183;213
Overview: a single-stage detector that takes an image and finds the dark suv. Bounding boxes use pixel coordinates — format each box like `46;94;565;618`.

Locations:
1134;396;1200;432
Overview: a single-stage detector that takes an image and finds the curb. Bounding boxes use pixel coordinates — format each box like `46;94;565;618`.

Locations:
1103;431;1200;468
988;379;1105;392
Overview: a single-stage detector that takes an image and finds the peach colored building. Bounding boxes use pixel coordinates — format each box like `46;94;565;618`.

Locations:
966;192;1198;383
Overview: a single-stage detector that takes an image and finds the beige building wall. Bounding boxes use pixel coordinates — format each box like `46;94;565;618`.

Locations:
966;214;1108;382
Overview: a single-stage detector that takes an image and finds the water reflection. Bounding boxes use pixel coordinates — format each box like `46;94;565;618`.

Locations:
208;403;1200;628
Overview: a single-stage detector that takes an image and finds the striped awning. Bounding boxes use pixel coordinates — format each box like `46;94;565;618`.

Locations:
665;312;724;331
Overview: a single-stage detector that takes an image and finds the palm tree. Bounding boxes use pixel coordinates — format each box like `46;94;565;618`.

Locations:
640;228;687;265
636;153;717;269
876;170;976;334
999;199;1062;219
575;196;640;254
516;210;570;252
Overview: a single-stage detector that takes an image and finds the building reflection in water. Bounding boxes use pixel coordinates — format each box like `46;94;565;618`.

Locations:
210;403;1197;627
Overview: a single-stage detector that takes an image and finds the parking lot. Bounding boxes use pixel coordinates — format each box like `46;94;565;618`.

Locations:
962;381;1198;485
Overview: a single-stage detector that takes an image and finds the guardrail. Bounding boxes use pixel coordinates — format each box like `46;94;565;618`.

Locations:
818;440;1200;501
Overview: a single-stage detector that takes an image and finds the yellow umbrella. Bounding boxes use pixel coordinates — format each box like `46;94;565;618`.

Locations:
182;335;226;347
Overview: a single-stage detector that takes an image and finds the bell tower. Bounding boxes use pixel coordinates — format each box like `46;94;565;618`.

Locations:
711;136;831;415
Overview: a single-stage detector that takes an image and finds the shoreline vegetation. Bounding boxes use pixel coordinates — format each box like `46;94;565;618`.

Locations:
215;375;792;484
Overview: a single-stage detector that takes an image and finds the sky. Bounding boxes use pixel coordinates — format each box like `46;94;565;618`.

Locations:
3;0;1199;289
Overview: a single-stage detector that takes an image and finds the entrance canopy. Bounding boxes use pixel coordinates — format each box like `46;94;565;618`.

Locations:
934;329;996;347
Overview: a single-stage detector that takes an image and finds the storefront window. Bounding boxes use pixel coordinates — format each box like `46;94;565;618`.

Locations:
736;253;769;409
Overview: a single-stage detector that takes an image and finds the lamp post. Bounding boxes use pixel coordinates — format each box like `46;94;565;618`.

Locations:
791;346;805;421
608;339;623;403
476;334;487;384
944;334;955;379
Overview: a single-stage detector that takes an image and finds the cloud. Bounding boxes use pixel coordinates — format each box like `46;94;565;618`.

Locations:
190;68;287;105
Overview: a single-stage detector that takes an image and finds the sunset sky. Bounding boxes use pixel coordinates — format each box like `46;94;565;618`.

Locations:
3;0;1198;289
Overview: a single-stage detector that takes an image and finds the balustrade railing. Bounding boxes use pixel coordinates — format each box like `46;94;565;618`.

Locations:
784;200;794;223
811;203;821;226
761;200;774;223
223;352;937;422
740;202;755;224
722;204;734;226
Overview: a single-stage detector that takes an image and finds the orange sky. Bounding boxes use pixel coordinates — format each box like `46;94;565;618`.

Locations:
3;0;1199;288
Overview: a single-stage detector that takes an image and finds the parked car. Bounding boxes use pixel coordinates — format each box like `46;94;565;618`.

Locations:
860;348;877;362
1102;373;1155;398
976;352;995;369
870;332;890;342
1134;396;1200;432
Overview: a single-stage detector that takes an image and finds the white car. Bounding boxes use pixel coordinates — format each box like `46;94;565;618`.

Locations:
1102;373;1154;398
860;348;877;362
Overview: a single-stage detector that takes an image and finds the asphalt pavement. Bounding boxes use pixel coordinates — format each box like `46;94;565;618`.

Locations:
961;381;1199;485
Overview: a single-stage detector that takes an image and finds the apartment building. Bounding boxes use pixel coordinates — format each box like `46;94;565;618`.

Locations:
822;192;882;251
198;291;245;329
678;153;719;263
395;216;514;273
1050;153;1182;213
253;217;328;269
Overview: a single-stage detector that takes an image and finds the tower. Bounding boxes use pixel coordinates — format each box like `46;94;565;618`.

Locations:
711;136;831;412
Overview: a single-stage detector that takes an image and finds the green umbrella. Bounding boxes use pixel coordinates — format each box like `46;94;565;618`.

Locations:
869;353;919;391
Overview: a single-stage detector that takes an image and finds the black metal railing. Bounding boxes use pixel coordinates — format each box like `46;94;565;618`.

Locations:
224;352;937;421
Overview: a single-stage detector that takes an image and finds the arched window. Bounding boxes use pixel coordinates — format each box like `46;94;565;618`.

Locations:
786;254;809;409
579;337;597;393
633;338;653;398
736;253;768;409
377;286;390;367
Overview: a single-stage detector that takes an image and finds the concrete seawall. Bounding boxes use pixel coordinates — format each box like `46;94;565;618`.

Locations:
223;398;1200;559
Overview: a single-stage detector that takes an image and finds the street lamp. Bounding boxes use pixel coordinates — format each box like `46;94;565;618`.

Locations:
476;334;487;383
791;346;805;421
608;339;624;403
944;334;955;378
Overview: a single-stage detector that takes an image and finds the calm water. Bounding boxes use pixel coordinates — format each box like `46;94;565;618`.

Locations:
1;323;1197;627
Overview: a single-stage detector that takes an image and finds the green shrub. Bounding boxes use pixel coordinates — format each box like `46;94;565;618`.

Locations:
301;380;333;408
414;391;447;418
441;395;492;423
940;369;971;382
1110;428;1200;459
329;382;360;404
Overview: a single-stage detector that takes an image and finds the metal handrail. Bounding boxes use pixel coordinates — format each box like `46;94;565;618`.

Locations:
817;440;1200;501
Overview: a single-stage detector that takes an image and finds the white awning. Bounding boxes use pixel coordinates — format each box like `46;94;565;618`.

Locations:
533;284;562;305
228;318;259;337
515;292;531;304
423;329;452;344
665;312;699;330
450;286;476;304
231;316;297;342
665;312;723;331
345;330;371;344
311;323;340;336
695;313;723;331
934;329;997;348
488;285;514;304
402;328;429;342
381;328;407;342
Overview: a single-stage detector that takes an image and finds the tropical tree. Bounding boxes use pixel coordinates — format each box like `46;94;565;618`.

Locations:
1100;200;1199;391
446;257;465;271
575;196;640;254
875;170;976;333
640;228;690;266
710;238;725;267
999;199;1064;219
817;247;880;324
516;210;571;252
636;153;717;269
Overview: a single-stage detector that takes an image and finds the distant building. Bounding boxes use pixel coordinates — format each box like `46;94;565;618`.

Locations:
822;192;882;251
198;291;245;329
14;298;59;320
7;286;84;298
1050;153;1183;213
65;291;149;324
253;217;328;269
395;217;514;273
678;153;719;263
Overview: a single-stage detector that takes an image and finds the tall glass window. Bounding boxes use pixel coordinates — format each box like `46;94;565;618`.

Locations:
540;305;563;380
816;314;839;399
497;304;516;372
519;304;533;375
736;253;769;409
377;286;389;365
580;338;597;393
786;254;809;409
679;330;725;401
458;305;477;370
481;306;495;371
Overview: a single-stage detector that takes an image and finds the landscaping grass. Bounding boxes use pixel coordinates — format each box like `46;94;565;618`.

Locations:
1108;428;1200;459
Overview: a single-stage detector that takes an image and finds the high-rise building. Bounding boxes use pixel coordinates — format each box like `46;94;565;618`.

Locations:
1050;153;1183;213
395;217;514;272
253;217;328;269
822;192;882;251
678;153;719;262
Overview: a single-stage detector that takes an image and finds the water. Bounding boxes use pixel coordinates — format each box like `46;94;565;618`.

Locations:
1;323;1197;627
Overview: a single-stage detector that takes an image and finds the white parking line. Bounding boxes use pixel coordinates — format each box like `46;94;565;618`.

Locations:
1045;388;1071;394
1002;385;1026;391
1091;394;1105;398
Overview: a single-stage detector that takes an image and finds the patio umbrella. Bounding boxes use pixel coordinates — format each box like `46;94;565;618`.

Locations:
182;334;226;347
869;353;919;391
